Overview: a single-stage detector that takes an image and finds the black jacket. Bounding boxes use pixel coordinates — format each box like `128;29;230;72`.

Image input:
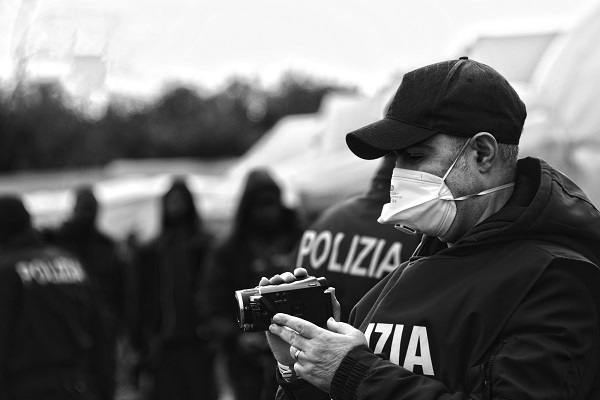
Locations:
294;155;421;322
133;231;213;354
43;221;126;325
0;234;112;400
278;157;600;400
202;169;304;338
131;180;214;366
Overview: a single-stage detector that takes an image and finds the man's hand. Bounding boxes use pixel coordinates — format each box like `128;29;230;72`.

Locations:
269;313;367;392
259;268;341;367
261;268;308;365
258;267;341;319
259;268;307;286
261;268;342;368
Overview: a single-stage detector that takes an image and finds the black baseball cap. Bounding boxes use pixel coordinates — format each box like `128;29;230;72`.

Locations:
346;57;527;159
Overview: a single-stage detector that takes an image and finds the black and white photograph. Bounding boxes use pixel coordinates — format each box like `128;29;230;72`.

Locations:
0;0;599;399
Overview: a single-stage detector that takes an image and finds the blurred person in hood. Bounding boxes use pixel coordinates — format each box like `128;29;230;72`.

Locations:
0;195;112;399
44;186;127;317
263;57;600;400
42;185;129;399
130;178;217;400
201;168;305;400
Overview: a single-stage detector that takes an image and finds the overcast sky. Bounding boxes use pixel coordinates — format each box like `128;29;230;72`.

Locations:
0;0;594;97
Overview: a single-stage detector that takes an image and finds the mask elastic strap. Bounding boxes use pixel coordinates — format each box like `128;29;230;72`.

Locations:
438;139;515;200
452;182;515;201
441;140;471;183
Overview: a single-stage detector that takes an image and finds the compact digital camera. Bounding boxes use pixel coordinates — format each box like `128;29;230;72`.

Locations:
234;276;334;332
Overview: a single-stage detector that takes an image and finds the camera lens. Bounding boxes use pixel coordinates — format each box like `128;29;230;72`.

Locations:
234;288;258;330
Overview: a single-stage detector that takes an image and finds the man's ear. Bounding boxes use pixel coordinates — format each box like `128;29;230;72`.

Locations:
470;132;497;173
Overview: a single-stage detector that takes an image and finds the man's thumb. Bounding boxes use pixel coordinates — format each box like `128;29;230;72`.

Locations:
326;317;353;334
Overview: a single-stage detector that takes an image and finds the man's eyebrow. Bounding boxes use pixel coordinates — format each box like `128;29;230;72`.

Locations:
405;141;435;152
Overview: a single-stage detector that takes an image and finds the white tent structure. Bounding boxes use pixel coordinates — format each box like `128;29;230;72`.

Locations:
228;114;324;177
272;92;391;215
196;114;325;234
447;20;564;90
519;0;600;206
196;92;392;234
449;1;600;206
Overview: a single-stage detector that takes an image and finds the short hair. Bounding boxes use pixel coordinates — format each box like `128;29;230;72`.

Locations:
449;135;518;181
497;142;519;180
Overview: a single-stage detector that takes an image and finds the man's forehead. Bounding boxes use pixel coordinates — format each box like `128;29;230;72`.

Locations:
400;134;442;152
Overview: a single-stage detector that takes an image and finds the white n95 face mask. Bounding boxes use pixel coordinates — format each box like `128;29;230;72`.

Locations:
378;142;515;238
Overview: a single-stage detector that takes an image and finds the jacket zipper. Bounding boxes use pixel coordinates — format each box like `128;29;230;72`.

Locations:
481;338;509;400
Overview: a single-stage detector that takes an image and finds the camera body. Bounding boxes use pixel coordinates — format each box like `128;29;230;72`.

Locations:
234;276;333;332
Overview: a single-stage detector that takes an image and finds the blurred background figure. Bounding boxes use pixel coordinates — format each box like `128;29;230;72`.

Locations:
201;168;305;400
130;178;217;400
0;195;112;400
42;185;129;399
293;154;422;322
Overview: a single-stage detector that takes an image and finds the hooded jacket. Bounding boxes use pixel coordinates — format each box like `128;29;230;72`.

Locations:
0;232;112;400
294;155;421;322
201;169;306;400
277;157;600;400
132;180;213;365
202;168;305;325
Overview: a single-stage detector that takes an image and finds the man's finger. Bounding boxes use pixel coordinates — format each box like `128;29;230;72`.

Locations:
325;287;341;321
326;317;354;334
280;271;295;283
259;277;270;286
269;324;309;350
293;268;308;279
289;346;301;362
271;313;322;339
269;274;284;285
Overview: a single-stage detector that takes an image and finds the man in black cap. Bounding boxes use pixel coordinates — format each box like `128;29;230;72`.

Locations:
0;195;112;399
264;58;600;399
